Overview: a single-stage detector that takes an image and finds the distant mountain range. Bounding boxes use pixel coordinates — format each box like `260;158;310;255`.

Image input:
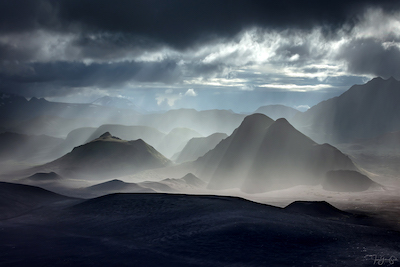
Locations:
0;77;398;192
50;125;202;160
80;173;206;197
0;132;63;163
2;77;399;144
293;77;400;143
92;96;148;113
0;93;246;137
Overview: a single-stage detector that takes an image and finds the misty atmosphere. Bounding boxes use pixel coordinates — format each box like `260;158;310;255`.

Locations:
1;1;400;266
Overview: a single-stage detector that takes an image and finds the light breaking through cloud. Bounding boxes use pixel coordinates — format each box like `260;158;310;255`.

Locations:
0;1;399;112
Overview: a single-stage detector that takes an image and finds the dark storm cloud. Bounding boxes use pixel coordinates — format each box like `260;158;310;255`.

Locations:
338;38;400;79
0;60;182;96
1;0;399;110
0;43;36;61
71;33;162;61
58;0;400;49
1;0;399;50
0;0;57;33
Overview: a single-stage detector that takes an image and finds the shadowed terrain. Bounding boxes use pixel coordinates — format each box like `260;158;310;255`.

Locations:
0;190;399;266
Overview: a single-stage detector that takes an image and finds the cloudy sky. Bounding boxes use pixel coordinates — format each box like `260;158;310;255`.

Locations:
1;0;399;112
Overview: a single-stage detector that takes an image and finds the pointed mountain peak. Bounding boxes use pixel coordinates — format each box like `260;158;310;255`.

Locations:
91;132;122;142
369;76;399;85
230;113;275;141
268;117;295;131
99;132;112;138
182;173;197;180
263;116;316;146
274;117;290;124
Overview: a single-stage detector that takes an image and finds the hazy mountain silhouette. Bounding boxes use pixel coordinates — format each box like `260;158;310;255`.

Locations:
49;127;97;159
255;104;300;120
24;172;63;182
0;132;63;163
82;174;206;197
194;114;357;192
0;92;32;128
323;170;380;192
84;179;155;196
92;96;143;111
85;124;165;145
7;115;98;138
52;125;202;161
241;118;357;193
27;132;171;179
50;124;167;161
356;130;400;152
159;173;206;191
139;108;246;136
0;92;142;137
194;113;274;183
155;127;202;158
0;92;246;138
174;133;228;163
293;77;400;143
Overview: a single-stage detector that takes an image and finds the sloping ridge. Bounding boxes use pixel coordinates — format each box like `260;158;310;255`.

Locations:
242;118;356;193
195;113;274;184
161;173;206;189
0;181;71;219
175;132;228;163
86;179;155;194
36;132;171;179
292;77;400;143
85;124;165;146
25;172;62;181
284;201;350;218
323;170;380;192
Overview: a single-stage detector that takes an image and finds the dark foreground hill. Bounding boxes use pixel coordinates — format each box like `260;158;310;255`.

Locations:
0;192;399;266
0;181;72;219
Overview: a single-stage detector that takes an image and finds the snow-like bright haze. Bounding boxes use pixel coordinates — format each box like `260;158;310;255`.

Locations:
1;0;400;112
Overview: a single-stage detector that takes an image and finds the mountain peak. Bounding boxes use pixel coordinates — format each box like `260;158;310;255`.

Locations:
274;117;289;124
241;113;273;125
266;117;299;135
99;132;113;138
